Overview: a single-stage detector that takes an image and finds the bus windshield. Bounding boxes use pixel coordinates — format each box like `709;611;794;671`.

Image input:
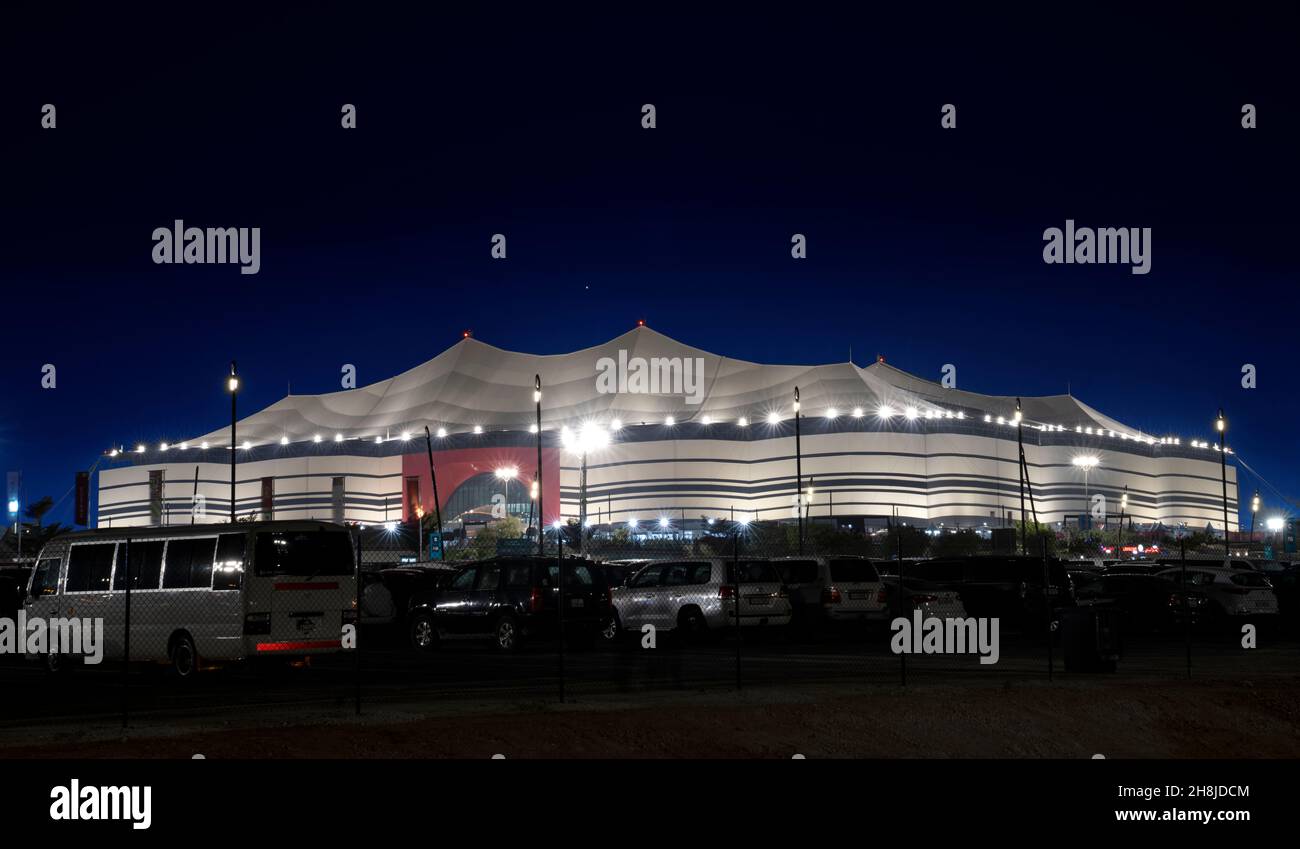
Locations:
254;530;354;577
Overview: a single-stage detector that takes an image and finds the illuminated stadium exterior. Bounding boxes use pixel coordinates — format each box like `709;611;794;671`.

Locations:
98;326;1239;534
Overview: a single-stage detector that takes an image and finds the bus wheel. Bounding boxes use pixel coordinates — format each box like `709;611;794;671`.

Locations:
168;633;198;679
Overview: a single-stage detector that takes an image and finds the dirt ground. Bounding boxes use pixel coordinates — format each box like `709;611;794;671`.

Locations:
4;676;1299;758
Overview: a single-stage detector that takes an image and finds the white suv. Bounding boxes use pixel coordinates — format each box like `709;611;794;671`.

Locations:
609;558;791;640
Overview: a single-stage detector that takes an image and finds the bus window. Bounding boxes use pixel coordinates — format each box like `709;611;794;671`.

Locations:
31;557;62;597
213;534;246;590
112;540;164;591
163;538;218;589
65;543;116;593
254;530;354;577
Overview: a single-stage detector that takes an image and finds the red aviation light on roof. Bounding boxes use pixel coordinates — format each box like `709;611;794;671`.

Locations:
636;319;646;327
462;329;473;339
876;354;886;363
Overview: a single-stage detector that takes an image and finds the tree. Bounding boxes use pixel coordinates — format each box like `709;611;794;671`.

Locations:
24;496;54;527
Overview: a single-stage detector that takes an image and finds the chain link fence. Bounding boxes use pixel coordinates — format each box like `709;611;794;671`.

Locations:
1;518;1296;731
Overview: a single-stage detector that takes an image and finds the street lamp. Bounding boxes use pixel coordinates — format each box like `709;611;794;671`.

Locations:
495;466;518;519
227;361;238;522
1072;455;1099;531
535;375;543;555
561;423;610;553
1250;490;1260;543
1118;485;1128;558
794;387;803;554
1217;409;1229;557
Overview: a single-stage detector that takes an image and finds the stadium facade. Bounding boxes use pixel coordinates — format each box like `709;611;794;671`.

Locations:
98;326;1239;534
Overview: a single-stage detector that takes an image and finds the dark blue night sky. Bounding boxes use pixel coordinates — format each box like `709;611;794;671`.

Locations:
1;5;1296;526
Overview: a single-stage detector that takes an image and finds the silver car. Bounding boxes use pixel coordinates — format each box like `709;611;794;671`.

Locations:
1155;566;1279;619
770;556;889;625
609;558;791;639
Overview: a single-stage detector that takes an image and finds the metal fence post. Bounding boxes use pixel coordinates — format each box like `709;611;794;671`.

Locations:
121;536;131;729
896;521;906;687
1042;535;1053;681
733;527;742;691
1181;539;1190;679
557;534;565;704
355;529;362;716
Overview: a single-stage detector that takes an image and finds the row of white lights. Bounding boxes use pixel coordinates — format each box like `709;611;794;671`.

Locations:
108;404;1225;455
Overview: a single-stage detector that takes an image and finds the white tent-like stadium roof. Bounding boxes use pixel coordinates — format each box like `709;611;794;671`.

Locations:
194;326;1136;445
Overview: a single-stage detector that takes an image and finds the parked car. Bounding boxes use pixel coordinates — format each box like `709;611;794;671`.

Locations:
1075;572;1209;632
407;556;611;652
608;558;791;642
878;576;968;620
1154;565;1279;624
769;556;888;628
379;564;458;630
1251;561;1300;622
599;559;652;590
0;567;31;621
904;556;1075;628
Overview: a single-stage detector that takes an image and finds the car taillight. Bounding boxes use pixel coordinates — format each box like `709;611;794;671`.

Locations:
243;612;271;635
822;586;842;604
910;594;938;605
876;589;889;604
530;587;545;613
718;585;735;600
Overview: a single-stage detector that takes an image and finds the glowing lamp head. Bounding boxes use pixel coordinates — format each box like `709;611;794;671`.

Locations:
1072;455;1099;469
658;517;670;528
227;376;239;393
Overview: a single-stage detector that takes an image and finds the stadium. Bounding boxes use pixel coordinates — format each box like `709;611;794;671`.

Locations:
97;325;1239;535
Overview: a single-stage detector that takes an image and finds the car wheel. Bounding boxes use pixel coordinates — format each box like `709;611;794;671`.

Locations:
169;633;198;680
677;607;706;644
601;612;621;643
409;611;439;652
494;614;519;652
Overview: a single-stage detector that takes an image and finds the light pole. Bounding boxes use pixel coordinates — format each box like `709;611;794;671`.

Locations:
495;466;518;520
1072;455;1099;533
1217;409;1229;558
422;426;445;561
793;387;803;555
1014;399;1025;554
1118;485;1128;558
561;424;610;555
535;375;543;555
227;361;239;522
1250;490;1260;544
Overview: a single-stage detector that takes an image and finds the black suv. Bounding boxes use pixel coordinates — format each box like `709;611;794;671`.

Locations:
407;556;611;651
905;556;1075;628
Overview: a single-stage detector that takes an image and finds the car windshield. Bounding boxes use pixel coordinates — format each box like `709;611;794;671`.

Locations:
725;561;780;583
829;559;880;583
